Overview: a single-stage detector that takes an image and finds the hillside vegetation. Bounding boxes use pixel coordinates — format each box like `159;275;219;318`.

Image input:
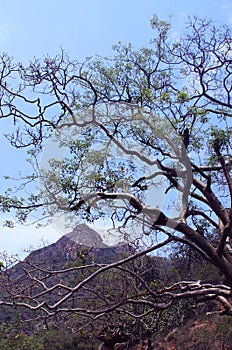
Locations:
0;225;231;349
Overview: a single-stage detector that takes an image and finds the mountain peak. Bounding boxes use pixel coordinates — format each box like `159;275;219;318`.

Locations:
66;224;108;248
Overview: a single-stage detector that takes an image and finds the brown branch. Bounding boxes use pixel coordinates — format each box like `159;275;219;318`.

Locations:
193;177;229;225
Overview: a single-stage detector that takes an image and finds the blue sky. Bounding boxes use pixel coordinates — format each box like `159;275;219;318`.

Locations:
1;0;232;257
1;0;232;61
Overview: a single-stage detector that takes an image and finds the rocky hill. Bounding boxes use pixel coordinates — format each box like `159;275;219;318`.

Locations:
18;223;131;269
0;224;132;326
1;225;230;349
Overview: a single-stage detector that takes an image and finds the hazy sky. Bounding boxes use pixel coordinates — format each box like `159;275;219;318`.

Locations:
1;0;232;257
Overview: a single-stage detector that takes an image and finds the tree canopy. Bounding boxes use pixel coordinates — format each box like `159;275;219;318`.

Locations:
0;15;232;343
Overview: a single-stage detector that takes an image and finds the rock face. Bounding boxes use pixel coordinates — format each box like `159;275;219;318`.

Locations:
66;223;108;248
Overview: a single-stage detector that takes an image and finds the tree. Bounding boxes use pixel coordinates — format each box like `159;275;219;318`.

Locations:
0;14;232;339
